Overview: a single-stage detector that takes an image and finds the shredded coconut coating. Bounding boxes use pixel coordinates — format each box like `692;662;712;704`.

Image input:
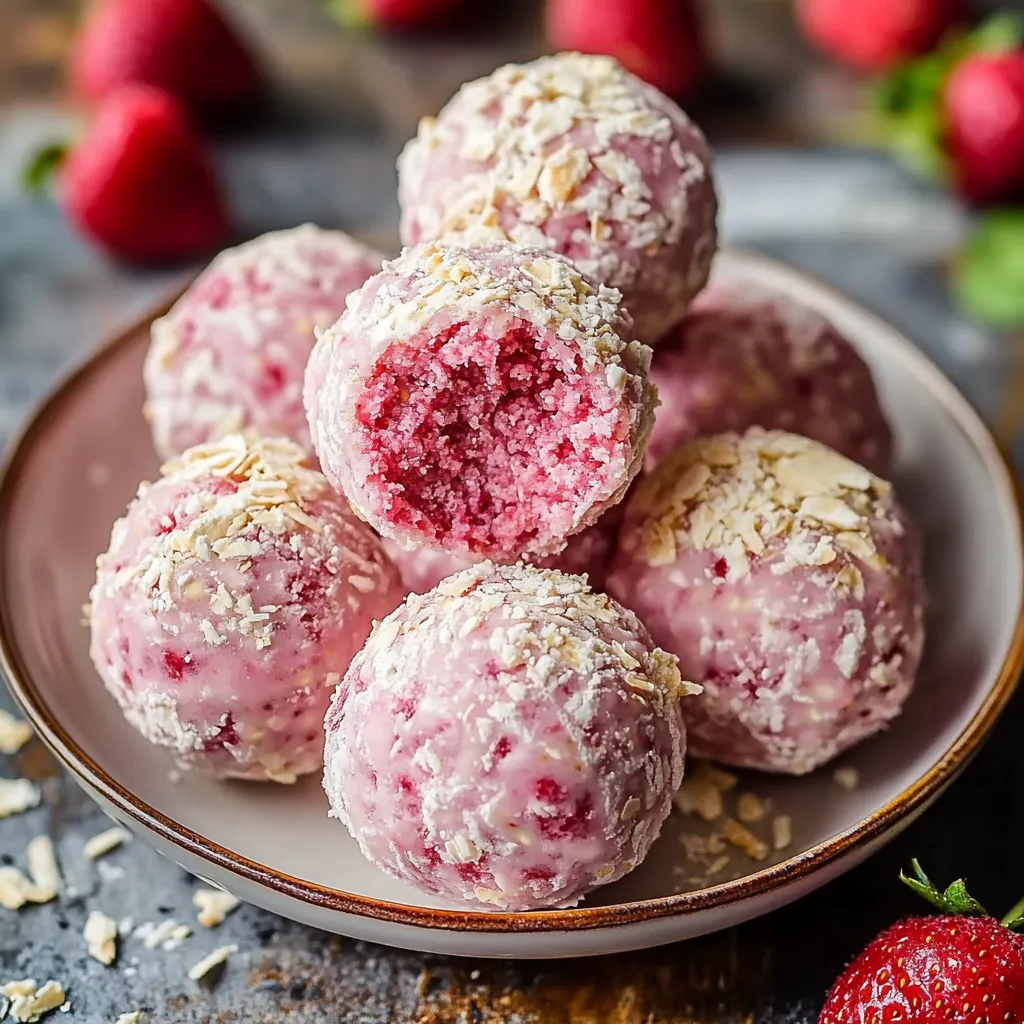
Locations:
305;239;656;560
647;284;893;474
323;563;695;910
144;225;383;460
398;53;717;343
381;510;619;594
88;435;404;781
607;429;925;775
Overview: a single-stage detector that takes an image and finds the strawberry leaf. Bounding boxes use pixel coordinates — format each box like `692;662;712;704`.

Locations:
22;143;69;196
954;210;1024;328
964;11;1023;55
901;873;950;912
324;0;370;29
941;879;988;916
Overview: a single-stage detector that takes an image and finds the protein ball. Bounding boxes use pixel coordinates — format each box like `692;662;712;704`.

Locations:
305;240;656;561
398;52;717;342
647;284;893;475
88;435;404;781
144;224;383;459
381;513;619;594
323;563;695;910
607;429;925;775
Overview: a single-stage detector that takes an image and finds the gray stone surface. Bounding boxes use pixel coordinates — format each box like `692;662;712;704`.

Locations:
0;133;1019;1022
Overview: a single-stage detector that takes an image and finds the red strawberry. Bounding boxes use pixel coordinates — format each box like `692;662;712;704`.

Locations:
796;0;963;72
70;0;261;120
27;86;229;264
328;0;464;31
944;51;1024;203
819;861;1024;1024
545;0;704;98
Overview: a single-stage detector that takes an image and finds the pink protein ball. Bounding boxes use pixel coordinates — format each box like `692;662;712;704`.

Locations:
88;435;404;782
323;563;695;911
607;429;925;775
381;511;619;594
398;52;718;342
647;284;893;475
305;240;656;562
144;224;384;460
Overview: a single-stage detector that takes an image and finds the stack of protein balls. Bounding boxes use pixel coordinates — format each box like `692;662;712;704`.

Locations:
89;53;925;912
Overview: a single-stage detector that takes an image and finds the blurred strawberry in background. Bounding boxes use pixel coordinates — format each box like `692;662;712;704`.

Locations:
70;0;262;121
545;0;705;98
795;0;963;72
864;14;1024;205
26;85;229;263
945;50;1024;204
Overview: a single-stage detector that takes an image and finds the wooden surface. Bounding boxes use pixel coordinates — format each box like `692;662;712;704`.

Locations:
2;3;1024;1023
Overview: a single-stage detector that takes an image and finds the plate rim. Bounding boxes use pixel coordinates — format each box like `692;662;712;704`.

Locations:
2;246;1022;935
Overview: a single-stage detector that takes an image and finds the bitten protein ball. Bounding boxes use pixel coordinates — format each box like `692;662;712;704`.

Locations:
88;435;403;781
381;513;618;594
398;52;717;342
305;240;656;562
144;224;383;459
608;430;925;775
323;563;696;911
646;284;893;475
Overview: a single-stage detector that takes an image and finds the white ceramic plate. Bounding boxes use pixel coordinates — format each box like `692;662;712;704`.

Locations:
1;248;1021;958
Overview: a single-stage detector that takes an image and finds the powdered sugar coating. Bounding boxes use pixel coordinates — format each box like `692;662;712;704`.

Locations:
398;52;718;342
381;512;618;594
647;284;893;474
323;563;694;910
306;240;656;561
88;435;404;781
145;225;383;459
608;429;925;775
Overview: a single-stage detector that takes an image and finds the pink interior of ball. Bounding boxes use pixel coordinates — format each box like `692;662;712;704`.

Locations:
355;319;628;554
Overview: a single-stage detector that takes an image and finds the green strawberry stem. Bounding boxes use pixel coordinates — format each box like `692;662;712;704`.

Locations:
22;142;70;197
901;860;1024;928
1001;896;1024;930
900;859;988;915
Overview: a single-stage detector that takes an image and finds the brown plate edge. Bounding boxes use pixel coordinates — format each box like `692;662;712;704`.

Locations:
0;248;1022;935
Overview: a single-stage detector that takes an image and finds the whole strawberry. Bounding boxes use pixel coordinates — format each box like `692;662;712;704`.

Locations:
796;0;963;72
27;86;229;264
819;861;1024;1024
944;52;1024;204
70;0;262;120
545;0;704;98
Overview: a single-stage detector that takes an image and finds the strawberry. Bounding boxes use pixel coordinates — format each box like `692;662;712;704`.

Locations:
944;51;1024;204
544;0;704;98
327;0;464;31
26;86;229;264
795;0;963;73
70;0;262;120
819;860;1024;1024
